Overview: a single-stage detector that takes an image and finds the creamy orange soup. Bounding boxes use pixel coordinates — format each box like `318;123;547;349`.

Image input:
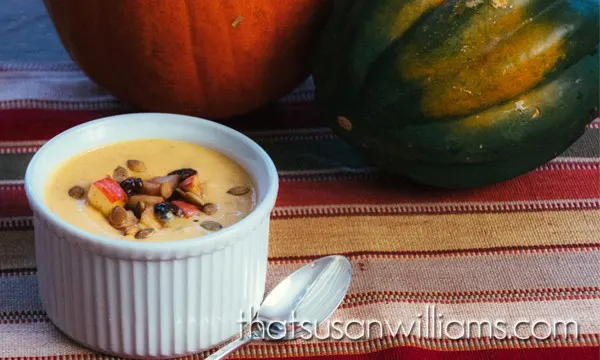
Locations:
45;139;257;241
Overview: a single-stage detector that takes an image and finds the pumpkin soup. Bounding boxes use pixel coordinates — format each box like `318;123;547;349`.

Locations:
45;139;257;241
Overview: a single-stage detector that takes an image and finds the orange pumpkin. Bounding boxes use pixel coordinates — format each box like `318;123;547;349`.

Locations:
43;0;331;119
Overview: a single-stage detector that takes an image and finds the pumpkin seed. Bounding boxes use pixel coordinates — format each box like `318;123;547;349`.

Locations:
160;182;174;199
112;166;128;182
126;159;146;173
200;221;222;232
337;116;352;131
149;174;180;188
122;224;140;236
176;188;204;207
134;201;146;219
108;206;128;228
124;210;139;227
68;185;85;199
135;228;155;239
232;16;244;28
128;195;164;209
227;186;250;196
139;207;163;230
186;192;205;206
202;203;218;215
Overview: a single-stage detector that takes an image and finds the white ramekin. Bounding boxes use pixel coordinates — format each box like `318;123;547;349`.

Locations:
24;113;279;359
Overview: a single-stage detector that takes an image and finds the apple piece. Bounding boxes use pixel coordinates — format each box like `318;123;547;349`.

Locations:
179;174;202;195
171;200;201;218
128;195;164;210
160;182;174;199
148;174;180;189
87;177;128;216
132;201;147;219
140;207;163;230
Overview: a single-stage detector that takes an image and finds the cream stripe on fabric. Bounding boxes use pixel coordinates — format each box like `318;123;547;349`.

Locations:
1;300;598;357
3;250;600;315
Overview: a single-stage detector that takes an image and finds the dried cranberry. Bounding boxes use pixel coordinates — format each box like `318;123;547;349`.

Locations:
120;178;143;197
168;202;184;217
168;168;197;180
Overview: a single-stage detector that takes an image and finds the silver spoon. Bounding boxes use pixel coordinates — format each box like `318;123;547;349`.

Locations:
206;255;352;360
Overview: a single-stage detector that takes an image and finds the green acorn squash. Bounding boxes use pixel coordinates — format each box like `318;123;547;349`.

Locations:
313;0;599;188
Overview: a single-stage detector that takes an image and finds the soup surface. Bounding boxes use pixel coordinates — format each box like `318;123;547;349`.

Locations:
45;139;257;241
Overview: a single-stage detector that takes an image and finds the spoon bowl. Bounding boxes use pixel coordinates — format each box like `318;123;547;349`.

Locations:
206;255;352;359
258;255;352;339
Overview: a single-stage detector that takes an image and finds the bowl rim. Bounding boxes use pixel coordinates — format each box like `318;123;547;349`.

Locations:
24;112;279;259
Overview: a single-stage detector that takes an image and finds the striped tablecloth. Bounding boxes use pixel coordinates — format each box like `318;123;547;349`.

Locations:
1;62;599;360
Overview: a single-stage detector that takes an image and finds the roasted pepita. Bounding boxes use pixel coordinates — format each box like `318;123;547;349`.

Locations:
112;166;128;182
68;185;85;199
200;221;222;231
160;182;174;199
135;228;155;239
202;203;218;215
176;188;204;207
122;224;141;236
134;201;147;219
227;186;250;196
108;206;128;228
126;159;147;172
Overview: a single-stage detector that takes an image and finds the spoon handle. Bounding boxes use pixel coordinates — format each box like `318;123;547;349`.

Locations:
205;332;260;360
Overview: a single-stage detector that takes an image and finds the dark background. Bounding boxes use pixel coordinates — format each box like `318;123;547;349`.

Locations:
1;0;69;62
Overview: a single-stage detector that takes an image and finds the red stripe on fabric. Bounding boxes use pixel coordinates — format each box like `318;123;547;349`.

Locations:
0;187;31;217
340;293;600;306
0;109;124;141
345;287;600;297
0;344;597;359
275;170;600;207
3;167;599;218
0;107;596;142
270;201;600;219
1;244;599;273
0;103;327;141
237;346;600;360
266;245;600;262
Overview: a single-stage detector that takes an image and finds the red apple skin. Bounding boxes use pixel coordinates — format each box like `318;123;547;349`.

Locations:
94;177;128;203
178;175;202;195
171;201;200;218
87;176;129;216
92;177;127;203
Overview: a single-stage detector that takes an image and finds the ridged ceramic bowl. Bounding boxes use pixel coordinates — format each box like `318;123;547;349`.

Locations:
24;113;279;359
